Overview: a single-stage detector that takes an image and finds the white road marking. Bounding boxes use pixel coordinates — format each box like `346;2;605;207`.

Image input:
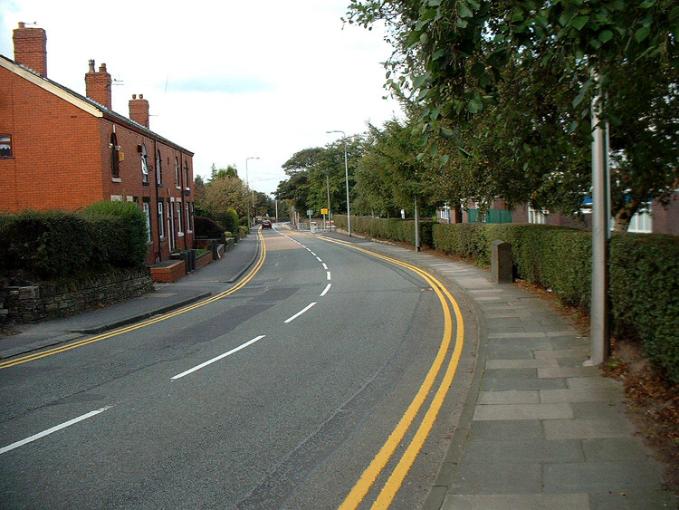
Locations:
322;263;328;270
316;256;322;262
0;405;113;455
327;271;332;281
284;302;317;324
171;335;266;380
320;284;332;297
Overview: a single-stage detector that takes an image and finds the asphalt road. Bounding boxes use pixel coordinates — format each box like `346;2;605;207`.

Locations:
0;228;462;509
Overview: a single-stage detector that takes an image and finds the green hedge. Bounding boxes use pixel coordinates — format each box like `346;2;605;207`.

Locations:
0;202;148;280
335;215;433;246
432;223;678;383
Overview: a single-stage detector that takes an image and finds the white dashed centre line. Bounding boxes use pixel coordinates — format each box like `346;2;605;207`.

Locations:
171;335;266;380
0;406;113;455
284;302;317;324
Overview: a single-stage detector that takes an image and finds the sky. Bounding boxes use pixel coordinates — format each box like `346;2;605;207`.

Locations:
0;0;403;194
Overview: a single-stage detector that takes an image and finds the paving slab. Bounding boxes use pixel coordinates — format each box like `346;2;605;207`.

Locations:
442;493;590;510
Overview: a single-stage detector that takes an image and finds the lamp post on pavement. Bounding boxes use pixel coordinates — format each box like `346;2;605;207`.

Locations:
245;156;259;229
326;130;351;237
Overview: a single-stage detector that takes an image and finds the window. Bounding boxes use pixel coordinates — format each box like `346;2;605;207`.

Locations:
155;149;162;185
528;204;548;224
140;144;149;183
628;204;653;233
176;200;183;234
142;201;151;243
110;133;119;177
157;201;165;238
175;157;180;188
0;135;11;157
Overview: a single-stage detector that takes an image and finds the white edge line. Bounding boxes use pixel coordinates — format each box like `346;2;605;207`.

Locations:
327;271;332;281
322;263;328;270
284;302;317;324
320;283;332;297
172;335;266;380
0;405;113;455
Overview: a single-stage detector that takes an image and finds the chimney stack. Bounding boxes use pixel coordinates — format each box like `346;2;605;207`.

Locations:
13;22;47;77
129;93;150;128
85;59;112;109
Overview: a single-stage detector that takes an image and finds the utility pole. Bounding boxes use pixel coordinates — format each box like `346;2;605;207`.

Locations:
587;78;610;366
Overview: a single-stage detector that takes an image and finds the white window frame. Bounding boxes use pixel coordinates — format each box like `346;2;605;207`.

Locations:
141;144;149;183
142;201;151;243
157;201;165;239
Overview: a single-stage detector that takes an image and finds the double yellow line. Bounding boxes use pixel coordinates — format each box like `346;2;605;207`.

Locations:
0;230;267;370
320;236;464;510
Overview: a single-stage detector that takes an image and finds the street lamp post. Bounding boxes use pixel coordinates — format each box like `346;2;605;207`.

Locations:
245;156;259;229
326;130;351;237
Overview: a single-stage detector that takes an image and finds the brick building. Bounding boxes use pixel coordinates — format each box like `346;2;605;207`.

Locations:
0;23;195;264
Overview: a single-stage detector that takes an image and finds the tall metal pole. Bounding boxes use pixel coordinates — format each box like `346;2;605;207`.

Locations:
588;80;610;366
326;174;332;220
326;130;351;236
245;156;260;229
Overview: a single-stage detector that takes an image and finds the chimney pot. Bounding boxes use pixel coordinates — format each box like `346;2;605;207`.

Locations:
13;22;47;76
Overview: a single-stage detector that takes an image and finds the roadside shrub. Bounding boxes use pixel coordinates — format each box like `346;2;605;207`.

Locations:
335;215;433;246
194;215;226;239
433;223;678;383
82;201;147;267
0;211;94;279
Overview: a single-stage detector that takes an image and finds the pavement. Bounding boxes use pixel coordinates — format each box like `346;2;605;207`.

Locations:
328;230;676;510
0;231;260;360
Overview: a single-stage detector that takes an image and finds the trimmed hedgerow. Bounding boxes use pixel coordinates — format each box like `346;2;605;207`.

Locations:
194;215;227;239
432;223;678;383
82;201;147;268
334;215;433;246
0;202;148;280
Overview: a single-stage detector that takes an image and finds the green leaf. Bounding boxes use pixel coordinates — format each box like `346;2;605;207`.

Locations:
570;15;589;31
635;26;650;42
598;30;613;43
432;48;445;60
441;127;454;139
459;3;473;18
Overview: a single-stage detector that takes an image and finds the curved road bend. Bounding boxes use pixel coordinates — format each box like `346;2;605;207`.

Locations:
0;228;464;509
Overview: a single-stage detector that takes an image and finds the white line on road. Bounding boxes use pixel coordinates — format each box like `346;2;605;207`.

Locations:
327;271;332;280
320;284;332;297
322;263;328;270
171;335;266;380
0;405;113;455
284;302;317;324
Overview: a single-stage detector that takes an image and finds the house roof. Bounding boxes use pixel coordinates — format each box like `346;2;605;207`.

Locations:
0;54;194;156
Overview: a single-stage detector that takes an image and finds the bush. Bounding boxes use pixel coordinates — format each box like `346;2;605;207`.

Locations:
432;223;678;383
194;215;226;239
0;202;147;279
335;215;433;246
0;211;95;279
82;201;147;268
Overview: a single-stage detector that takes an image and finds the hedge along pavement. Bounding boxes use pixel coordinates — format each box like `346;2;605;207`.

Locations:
334;216;678;383
0;202;148;280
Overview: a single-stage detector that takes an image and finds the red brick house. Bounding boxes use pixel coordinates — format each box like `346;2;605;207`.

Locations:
0;23;195;264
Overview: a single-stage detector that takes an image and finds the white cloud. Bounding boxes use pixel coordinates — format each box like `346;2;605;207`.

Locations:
1;0;403;194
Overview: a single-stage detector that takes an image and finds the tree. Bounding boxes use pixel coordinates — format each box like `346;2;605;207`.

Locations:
345;0;678;230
